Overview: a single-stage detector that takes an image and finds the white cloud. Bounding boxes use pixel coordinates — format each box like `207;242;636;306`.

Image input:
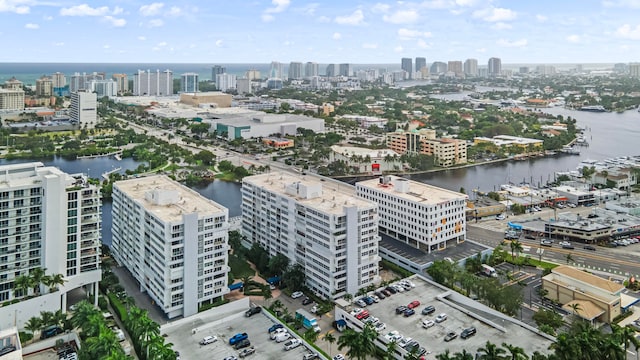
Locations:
615;24;640;39
265;0;290;14
43;15;53;20
491;22;512;30
476;47;486;53
335;9;364;25
103;44;110;49
24;23;39;29
362;43;378;49
157;41;167;47
421;0;454;9
139;3;164;16
103;16;126;27
283;40;292;46
261;13;274;22
215;39;223;47
371;3;390;13
52;42;64;46
299;3;318;16
497;38;527;47
148;19;164;27
455;0;479;6
394;45;404;53
0;1;30;14
473;7;517;22
383;10;419;24
536;14;548;22
60;4;113;16
566;34;581;43
166;6;182;16
112;6;123;15
137;36;146;41
603;0;640;8
417;39;430;49
317;15;330;22
332;32;342;40
397;28;432;39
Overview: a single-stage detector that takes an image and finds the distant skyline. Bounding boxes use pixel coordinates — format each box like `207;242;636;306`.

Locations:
2;1;640;64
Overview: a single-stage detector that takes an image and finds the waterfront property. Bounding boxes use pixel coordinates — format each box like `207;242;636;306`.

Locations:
241;172;381;300
111;175;230;319
386;129;467;167
473;135;544;151
329;145;402;174
0;162;102;329
356;175;467;253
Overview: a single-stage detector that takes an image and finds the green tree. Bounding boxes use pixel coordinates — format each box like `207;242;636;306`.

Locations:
510;240;524;260
476;341;507;360
324;332;336;355
29;267;46;296
336;323;378;360
282;264;306;291
193;150;215;165
83;324;124;359
268;253;290;277
12;274;33;298
502;342;529;360
24;316;42;340
42;273;66;292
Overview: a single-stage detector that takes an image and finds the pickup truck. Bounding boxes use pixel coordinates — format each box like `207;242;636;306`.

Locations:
229;333;248;345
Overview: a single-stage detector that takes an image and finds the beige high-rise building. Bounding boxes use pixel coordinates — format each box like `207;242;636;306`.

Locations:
245;69;261;81
448;61;463;77
386;129;467;167
4;77;22;91
629;63;640;77
36;76;53;97
112;73;128;94
0;89;25;110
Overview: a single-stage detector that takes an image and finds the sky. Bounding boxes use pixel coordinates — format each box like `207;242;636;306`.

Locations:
2;0;640;64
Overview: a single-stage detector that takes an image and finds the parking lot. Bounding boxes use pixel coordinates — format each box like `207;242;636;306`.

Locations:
337;275;554;358
162;298;318;360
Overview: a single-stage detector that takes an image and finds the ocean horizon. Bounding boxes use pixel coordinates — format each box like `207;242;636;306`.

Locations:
0;62;617;85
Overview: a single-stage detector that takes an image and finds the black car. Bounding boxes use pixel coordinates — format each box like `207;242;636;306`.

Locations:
245;306;262;317
460;327;477;339
524;235;536;240
421;305;436;315
395;305;408;314
562;244;575;250
386;286;397;294
374;291;386;299
302;297;313;305
41;325;63;340
381;289;391;297
584;245;597;251
234;339;251;350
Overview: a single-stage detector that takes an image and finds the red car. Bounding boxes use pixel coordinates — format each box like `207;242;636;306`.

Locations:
355;310;370;320
407;300;420;309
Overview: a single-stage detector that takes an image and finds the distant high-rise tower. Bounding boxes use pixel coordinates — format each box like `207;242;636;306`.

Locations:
212;65;226;81
245;69;261;81
216;74;237;92
35;76;53;97
133;69;173;96
70;90;97;128
269;61;284;79
430;62;447;74
112;73;128;94
288;62;303;80
401;58;413;79
488;57;502;77
415;57;426;73
305;62;319;78
464;59;478;77
448;61;463;76
326;64;337;77
339;63;352;77
629;63;640;77
51;72;66;96
181;72;199;93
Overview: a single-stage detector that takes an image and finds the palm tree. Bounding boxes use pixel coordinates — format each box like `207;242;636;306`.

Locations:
454;350;475;360
510;240;524;260
476;341;507;360
502;342;529;359
565;254;574;264
336;323;378;360
568;302;582;322
84;325;124;358
70;300;100;330
42;273;66;292
24;316;42;341
39;311;55;328
436;350;454;360
29;267;46;296
613;324;638;358
384;340;398;360
13;274;33;298
324;332;336;355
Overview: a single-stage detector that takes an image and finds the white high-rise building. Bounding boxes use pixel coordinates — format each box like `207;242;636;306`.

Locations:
356;176;467;253
89;79;118;99
181;72;199;93
111;175;230;319
288;62;303;80
215;73;237;92
241;172;381;300
69;90;97;128
305;62;319;78
0;162;102;329
69;72;104;93
133;69;173;96
464;59;478;77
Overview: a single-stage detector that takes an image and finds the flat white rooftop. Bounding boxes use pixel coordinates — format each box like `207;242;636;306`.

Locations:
115;175;226;222
244;172;375;214
357;176;467;205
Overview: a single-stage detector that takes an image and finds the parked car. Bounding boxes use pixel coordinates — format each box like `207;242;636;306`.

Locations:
374;322;386;332
238;347;256;358
584;245;597;251
421;305;436;315
403;308;416;317
283;339;302;351
496;214;506;220
562;244;575;250
270;328;287;340
407;300;420;309
268;324;284;333
355;310;370;320
355;299;367;307
245;306;262;317
374;291;386;299
223;357;238;360
422;319;435;329
41;325;63;340
200;335;217;345
444;332;458;342
381;289;392;296
291;291;304;299
229;333;248;345
385;286;397;294
234;339;251;350
395;306;408;314
333;355;345;360
541;239;553;247
362;297;374;305
303;353;319;360
398;337;413;348
460;327;477;339
435;313;448;323
349;308;363;316
302;297;313;305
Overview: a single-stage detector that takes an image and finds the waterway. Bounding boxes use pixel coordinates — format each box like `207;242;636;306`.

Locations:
0;156;242;246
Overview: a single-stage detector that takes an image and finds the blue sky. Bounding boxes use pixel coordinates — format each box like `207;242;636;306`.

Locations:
2;0;640;64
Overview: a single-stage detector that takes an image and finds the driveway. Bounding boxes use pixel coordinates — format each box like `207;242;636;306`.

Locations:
111;266;169;325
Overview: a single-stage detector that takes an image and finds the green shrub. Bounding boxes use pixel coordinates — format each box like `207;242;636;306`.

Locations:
107;292;128;322
18;331;33;344
198;298;229;312
380;259;413;278
98;296;109;310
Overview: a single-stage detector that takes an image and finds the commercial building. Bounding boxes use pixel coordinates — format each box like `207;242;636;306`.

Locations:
245;69;261;81
133;69;173;96
464;58;478;76
0;327;21;359
340;114;387;128
329;145;402;173
0;162;102;328
35;76;53;97
339;63;352;77
288;62;303;80
211;112;324;140
488;57;502;77
236;78;251;95
356;175;467;253
387;129;467;167
325;64;337;77
262;137;294;149
629;63;640;77
69;90;97;128
111;175;230;319
415;57;426;73
215;74;236;92
178;91;231;108
241;172;381;300
473;135;544;151
112;73;128;94
542;265;626;323
89;79;118;99
305;62;319;78
180;72;199;93
0;89;25;111
401;58;413;79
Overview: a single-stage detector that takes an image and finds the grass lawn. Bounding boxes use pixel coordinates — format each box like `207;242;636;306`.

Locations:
215;172;237;181
228;254;254;280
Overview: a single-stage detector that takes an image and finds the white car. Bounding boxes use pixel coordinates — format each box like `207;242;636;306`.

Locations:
333;355;345;360
398;337;413;348
111;327;125;342
270;328;287;340
199;335;217;345
291;291;304;299
435;313;448;323
283;338;302;350
374;322;386;332
559;241;571;247
422;319;435;329
349;308;363;316
275;332;292;342
384;330;400;341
